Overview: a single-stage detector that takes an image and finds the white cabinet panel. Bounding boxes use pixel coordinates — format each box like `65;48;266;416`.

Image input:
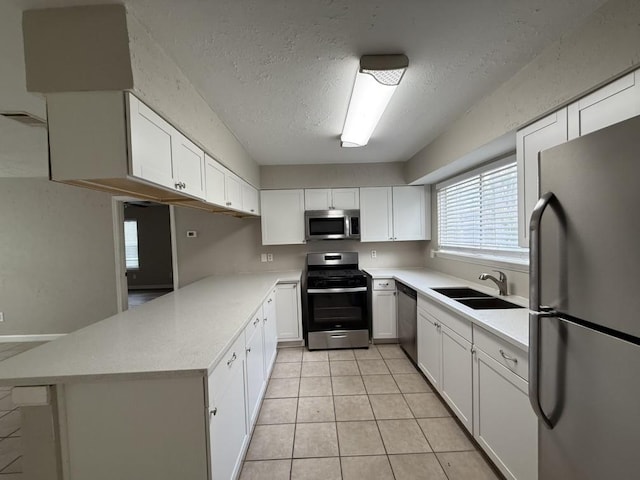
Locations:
304;189;332;210
241;182;260;215
128;95;174;190
474;348;538;480
209;345;247;480
372;290;397;340
262;290;278;374
225;173;243;210
440;323;473;432
260;190;306;245
417;309;441;389
172;130;204;199
276;283;301;341
245;311;265;428
516;108;568;247
204;154;227;206
392;186;428;241
360;187;393;242
332;188;360;209
568;71;640;140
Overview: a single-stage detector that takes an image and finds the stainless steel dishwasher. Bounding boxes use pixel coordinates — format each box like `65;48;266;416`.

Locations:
396;282;417;363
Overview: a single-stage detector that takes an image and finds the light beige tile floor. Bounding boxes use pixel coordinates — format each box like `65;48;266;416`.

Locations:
0;342;46;477
240;344;502;480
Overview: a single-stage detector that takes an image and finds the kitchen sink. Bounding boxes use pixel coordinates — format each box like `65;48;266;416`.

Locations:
455;297;524;310
432;287;492;299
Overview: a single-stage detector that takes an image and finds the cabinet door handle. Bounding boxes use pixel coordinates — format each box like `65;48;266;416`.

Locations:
499;349;518;363
226;202;231;206
246;347;251;354
175;182;181;189
263;317;268;322
209;407;217;417
268;298;273;303
471;346;476;355
251;209;255;212
227;352;237;366
253;318;260;326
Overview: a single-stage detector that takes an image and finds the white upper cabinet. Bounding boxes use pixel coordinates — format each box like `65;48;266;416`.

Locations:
568;70;640;140
304;188;359;210
242;182;260;215
225;173;243;210
360;186;430;242
129;95;175;190
171;129;205;199
392;186;428;241
261;190;306;245
360;187;394;242
516;108;568;247
204;154;227;206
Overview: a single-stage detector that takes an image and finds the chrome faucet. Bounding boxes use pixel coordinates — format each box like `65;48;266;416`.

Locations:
479;270;508;296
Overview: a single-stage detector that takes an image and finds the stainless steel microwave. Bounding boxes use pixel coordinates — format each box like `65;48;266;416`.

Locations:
304;210;360;241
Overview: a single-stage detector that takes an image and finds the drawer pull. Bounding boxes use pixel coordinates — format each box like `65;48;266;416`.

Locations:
268;298;273;303
246;347;251;354
209;407;217;417
253;318;260;326
227;352;237;366
499;349;518;363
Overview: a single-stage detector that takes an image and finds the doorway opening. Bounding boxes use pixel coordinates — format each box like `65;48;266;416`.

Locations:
113;198;178;311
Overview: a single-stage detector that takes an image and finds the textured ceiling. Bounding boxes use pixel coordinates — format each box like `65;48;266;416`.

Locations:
2;0;607;176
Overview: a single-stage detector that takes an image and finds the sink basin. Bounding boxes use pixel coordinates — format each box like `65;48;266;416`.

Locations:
432;287;492;299
456;297;524;310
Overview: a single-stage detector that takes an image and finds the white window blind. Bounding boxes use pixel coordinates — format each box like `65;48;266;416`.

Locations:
437;158;527;259
124;220;140;269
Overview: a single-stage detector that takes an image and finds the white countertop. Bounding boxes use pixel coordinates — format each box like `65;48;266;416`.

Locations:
365;268;530;351
0;271;301;386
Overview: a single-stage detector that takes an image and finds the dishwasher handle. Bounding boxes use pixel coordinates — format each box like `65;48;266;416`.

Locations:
396;282;417;299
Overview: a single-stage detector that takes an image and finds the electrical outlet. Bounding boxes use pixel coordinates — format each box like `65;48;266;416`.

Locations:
371;250;377;259
267;253;273;262
260;253;268;263
0;312;4;322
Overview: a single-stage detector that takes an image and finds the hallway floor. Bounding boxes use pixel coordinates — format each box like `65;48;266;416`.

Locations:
240;344;501;480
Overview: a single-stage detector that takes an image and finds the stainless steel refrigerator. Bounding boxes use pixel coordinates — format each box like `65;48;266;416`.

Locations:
529;116;640;479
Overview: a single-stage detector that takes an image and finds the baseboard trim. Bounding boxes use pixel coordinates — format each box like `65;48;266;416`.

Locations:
0;334;66;343
128;285;174;291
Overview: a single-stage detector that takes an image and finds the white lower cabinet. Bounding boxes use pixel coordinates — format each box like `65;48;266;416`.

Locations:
244;309;265;428
208;336;247;480
275;283;302;341
440;323;473;431
372;279;397;340
473;347;538;480
417;308;441;390
262;289;278;376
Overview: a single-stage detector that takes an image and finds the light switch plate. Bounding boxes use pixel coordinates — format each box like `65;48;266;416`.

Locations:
267;253;273;262
371;250;377;259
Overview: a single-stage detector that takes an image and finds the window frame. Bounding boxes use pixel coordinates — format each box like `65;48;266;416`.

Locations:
433;155;529;271
124;219;140;270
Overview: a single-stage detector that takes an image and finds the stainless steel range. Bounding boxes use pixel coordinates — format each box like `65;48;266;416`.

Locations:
303;252;370;350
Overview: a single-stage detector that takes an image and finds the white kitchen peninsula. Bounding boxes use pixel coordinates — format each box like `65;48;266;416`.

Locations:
0;271;301;480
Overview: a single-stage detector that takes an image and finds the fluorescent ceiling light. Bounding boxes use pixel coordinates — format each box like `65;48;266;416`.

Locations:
341;54;409;148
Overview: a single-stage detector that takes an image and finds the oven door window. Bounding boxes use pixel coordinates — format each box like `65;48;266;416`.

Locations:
308;217;345;236
307;292;368;331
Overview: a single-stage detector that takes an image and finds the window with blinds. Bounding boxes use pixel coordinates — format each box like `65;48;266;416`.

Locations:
124;220;140;269
437;158;527;260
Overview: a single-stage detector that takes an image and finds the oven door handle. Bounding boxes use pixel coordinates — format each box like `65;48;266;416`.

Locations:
307;287;368;294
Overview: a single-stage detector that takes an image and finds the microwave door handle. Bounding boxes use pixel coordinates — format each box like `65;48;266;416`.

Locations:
345;215;350;237
529;191;556;430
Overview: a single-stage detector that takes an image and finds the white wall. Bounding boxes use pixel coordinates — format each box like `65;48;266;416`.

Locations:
405;0;640;183
0;178;118;335
174;208;425;287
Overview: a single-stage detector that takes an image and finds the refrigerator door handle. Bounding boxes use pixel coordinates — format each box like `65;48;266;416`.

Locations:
529;191;557;429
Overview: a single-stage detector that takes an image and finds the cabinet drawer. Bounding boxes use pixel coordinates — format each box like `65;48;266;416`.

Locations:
373;279;395;291
208;333;245;406
474;326;528;381
418;295;472;342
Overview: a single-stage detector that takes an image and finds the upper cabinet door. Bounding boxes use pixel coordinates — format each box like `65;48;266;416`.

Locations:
392;186;427;241
568;71;640;140
172;129;205;199
241;182;260;215
331;188;360;210
261;190;306;245
204;154;227;207
225;173;243;210
304;189;332;210
516;108;568;247
128;95;174;189
360;187;393;242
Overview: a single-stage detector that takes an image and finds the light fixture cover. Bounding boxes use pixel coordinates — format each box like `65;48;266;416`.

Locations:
341;54;408;148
